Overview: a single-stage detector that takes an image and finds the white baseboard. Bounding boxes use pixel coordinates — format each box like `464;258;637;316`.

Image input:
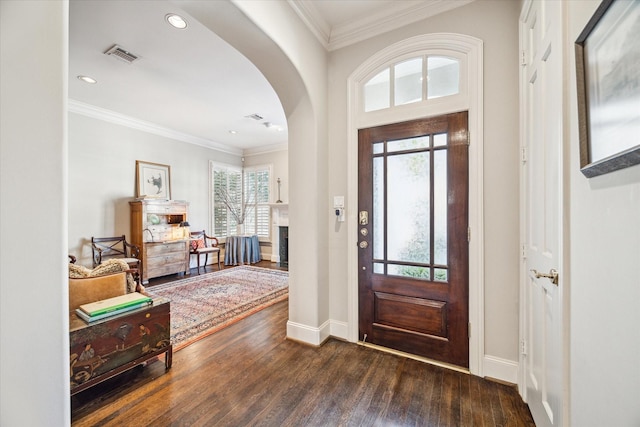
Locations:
483;355;518;384
286;319;331;346
329;320;349;340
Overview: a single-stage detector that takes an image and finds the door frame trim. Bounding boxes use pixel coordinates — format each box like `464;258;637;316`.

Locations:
346;33;485;376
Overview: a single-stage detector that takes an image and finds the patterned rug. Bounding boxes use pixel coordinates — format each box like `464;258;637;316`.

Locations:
146;266;288;351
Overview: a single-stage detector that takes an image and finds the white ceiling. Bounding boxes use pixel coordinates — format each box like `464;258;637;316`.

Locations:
69;0;472;154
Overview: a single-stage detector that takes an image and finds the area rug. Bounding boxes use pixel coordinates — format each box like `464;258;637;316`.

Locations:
146;266;288;351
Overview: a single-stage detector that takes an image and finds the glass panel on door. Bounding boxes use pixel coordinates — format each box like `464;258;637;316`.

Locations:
372;134;449;282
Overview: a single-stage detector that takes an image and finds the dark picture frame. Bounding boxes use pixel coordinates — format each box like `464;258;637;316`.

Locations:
575;0;640;178
136;160;171;199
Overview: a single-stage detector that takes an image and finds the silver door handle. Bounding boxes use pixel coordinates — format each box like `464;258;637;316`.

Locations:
531;269;558;285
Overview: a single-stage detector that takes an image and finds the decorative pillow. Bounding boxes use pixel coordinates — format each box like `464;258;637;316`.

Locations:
191;237;205;251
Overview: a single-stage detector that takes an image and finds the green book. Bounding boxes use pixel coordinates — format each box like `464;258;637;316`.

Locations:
79;292;152;317
75;301;150;322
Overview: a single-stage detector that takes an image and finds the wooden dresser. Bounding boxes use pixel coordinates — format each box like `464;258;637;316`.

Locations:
130;200;190;284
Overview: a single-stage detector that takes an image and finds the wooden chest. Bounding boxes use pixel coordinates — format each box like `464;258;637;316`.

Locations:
69;298;172;395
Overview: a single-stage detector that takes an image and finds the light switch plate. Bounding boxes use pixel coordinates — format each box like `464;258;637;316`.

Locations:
333;196;345;208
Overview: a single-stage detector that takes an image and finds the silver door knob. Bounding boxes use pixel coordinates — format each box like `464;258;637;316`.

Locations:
531;268;559;285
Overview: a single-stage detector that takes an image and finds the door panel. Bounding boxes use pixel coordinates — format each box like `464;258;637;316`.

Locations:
521;1;564;426
374;293;447;337
358;112;469;367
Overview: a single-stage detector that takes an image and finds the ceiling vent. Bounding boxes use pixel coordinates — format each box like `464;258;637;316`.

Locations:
245;113;264;121
104;45;140;64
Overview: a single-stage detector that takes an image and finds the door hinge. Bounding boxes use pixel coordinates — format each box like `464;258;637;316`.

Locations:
521;50;527;66
468;322;471;339
522;244;527;260
467;131;470;146
521;339;527;356
521;147;528;164
467;227;471;242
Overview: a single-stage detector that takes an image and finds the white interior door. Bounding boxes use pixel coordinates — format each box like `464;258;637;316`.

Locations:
520;1;564;427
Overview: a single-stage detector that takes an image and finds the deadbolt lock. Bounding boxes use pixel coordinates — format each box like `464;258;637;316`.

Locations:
359;241;368;249
359;211;368;225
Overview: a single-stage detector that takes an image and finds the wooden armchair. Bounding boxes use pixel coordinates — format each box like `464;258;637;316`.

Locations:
91;235;141;282
189;230;221;273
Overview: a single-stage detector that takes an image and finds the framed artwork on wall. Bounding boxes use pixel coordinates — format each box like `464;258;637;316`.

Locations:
136;160;171;199
575;0;640;178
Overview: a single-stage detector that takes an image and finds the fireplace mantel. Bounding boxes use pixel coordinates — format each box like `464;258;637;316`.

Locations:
269;203;288;263
269;203;288;227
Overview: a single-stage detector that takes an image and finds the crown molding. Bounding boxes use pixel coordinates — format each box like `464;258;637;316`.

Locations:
289;0;475;52
243;142;288;157
287;0;330;50
68;100;242;156
330;0;475;51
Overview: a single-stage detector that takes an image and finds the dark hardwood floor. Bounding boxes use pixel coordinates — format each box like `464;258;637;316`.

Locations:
72;262;534;426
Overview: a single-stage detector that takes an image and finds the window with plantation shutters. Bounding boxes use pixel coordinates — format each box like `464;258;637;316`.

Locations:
212;164;242;239
210;162;272;241
243;166;271;239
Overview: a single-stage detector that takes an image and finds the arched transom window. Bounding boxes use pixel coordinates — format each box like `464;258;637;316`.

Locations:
363;55;461;113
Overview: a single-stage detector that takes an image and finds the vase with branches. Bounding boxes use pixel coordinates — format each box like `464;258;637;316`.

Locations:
215;186;254;235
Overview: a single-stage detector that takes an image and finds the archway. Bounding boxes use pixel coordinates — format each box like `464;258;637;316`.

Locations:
178;1;329;344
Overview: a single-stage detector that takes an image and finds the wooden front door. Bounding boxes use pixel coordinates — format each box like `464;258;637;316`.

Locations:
358;112;469;367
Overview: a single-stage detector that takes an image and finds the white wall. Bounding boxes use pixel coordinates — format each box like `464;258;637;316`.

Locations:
567;2;640;425
0;1;70;425
68;112;240;266
327;1;521;364
244;148;289;204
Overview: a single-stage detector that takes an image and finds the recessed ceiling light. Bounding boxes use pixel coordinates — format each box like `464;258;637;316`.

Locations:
77;75;97;84
165;13;187;29
263;122;283;131
229;130;238;135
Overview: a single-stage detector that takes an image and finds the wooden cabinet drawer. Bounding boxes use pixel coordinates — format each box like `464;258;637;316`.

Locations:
147;262;188;279
147;241;187;256
145;204;187;214
147;252;187;269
